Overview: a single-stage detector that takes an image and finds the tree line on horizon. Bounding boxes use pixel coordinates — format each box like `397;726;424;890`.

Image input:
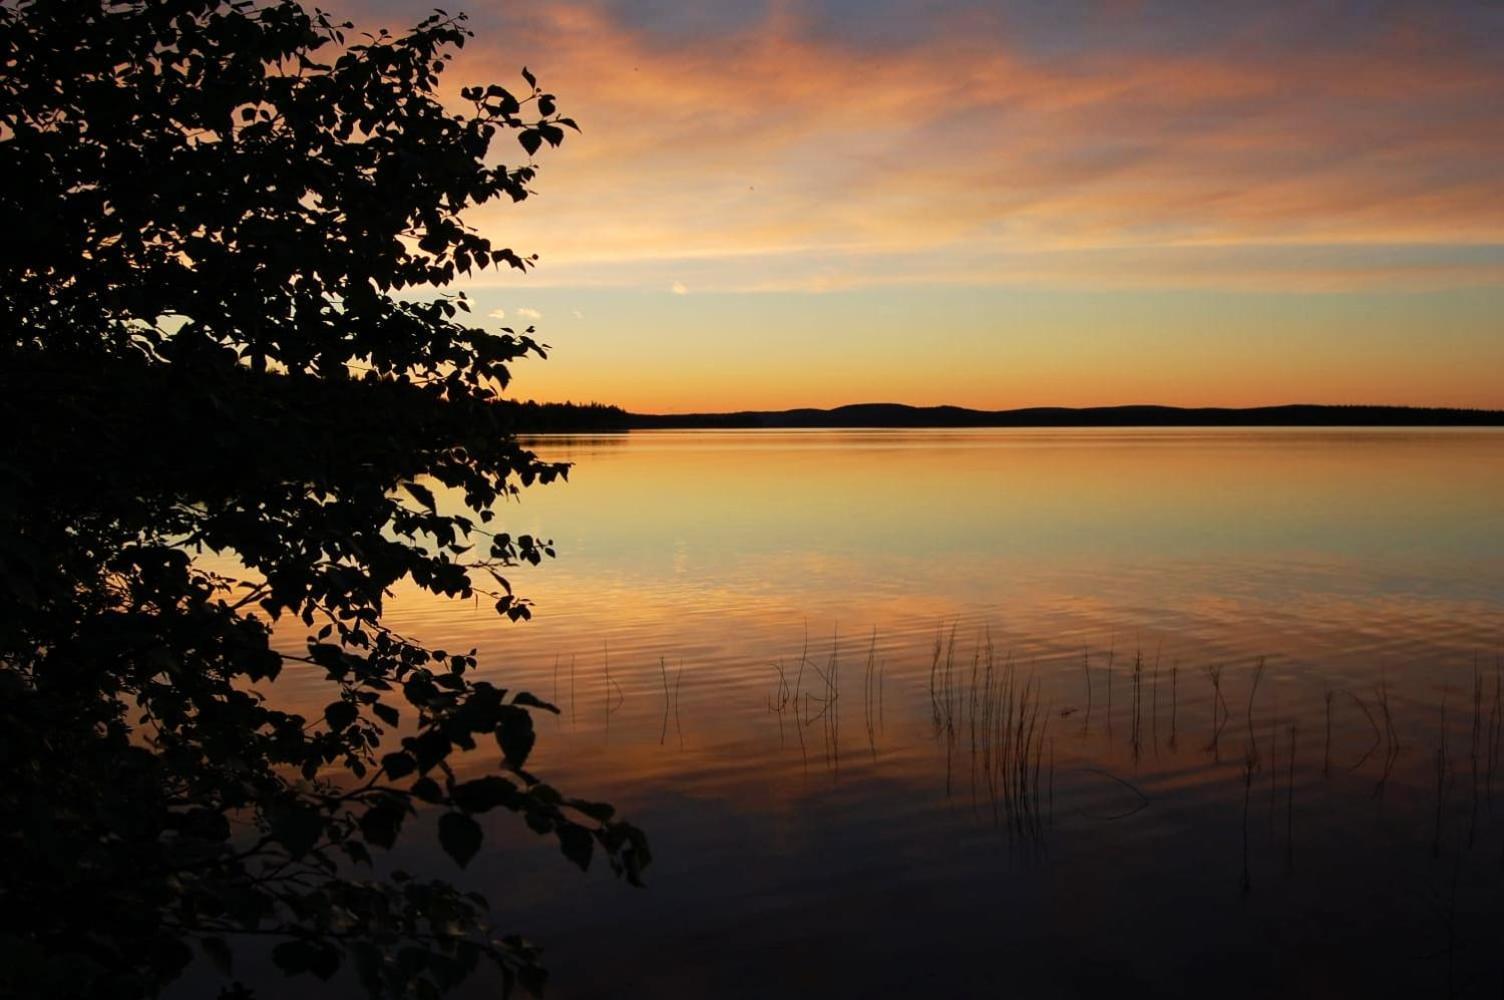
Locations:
520;401;1504;431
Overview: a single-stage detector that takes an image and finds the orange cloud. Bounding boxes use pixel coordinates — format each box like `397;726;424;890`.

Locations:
415;1;1504;293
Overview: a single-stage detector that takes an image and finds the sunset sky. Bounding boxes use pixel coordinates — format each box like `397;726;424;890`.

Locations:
367;0;1503;412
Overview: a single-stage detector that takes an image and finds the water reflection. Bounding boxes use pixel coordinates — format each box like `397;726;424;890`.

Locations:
246;430;1504;998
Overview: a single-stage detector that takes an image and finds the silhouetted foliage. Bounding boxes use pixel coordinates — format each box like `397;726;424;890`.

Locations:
0;2;646;998
506;400;631;432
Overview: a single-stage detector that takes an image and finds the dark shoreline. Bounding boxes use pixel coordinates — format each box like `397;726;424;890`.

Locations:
587;403;1504;431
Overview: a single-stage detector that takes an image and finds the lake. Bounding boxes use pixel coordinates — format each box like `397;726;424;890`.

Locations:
272;428;1504;997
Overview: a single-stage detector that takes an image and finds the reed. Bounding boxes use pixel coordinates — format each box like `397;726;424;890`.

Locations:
1169;662;1178;750
863;628;881;760
1105;643;1115;739
1130;649;1143;761
944;627;957;742
602;641;624;732
929;626;943;734
1246;657;1266;767
768;627;845;773
1150;648;1160;751
754;627;1504;886
811;629;840;771
929;623;958;738
794;626;808;714
929;634;1051;843
768;654;795;752
769;658;791;713
781;627;841;774
1372;676;1400;800
1205;664;1230;758
657;657;685;748
1081;646;1093;736
1343;688;1381;771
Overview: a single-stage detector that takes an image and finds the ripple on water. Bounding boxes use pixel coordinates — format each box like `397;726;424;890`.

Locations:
241;430;1504;999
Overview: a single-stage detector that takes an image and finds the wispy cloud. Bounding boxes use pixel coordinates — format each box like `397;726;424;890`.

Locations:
432;0;1504;292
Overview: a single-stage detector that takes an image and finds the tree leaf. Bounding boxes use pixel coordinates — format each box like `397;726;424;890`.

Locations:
381;751;416;779
402;481;437;511
567;798;615;824
409;728;450;771
557;822;593;871
271;805;324;858
494;705;535;769
324;699;358;731
411;776;444;803
511;691;559;714
360;801;405;849
439;811;483;867
452;775;516;814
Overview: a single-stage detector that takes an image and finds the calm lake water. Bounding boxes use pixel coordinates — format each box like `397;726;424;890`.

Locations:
256;429;1504;997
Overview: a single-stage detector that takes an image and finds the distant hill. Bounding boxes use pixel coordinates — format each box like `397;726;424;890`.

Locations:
624;403;1504;429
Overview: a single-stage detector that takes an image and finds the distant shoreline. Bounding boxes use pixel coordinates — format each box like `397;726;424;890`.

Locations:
506;401;1504;432
618;403;1504;430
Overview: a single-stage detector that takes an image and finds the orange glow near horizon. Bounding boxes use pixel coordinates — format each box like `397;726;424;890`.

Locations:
348;1;1504;411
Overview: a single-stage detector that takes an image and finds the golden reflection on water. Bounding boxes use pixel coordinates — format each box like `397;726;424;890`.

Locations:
263;429;1504;791
259;429;1504;998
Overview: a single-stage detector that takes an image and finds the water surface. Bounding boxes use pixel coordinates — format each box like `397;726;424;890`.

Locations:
280;429;1504;997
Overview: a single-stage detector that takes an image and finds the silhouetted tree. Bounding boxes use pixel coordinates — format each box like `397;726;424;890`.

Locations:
0;2;647;997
